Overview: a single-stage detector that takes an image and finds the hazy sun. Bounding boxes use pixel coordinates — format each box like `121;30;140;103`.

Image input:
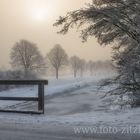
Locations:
32;10;47;21
31;5;48;22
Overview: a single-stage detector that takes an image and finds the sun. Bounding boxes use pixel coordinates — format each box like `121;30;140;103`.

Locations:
31;6;48;22
33;10;47;21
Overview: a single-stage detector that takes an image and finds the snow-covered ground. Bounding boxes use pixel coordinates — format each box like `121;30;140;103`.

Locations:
0;72;140;140
0;84;139;128
0;72;139;128
0;73;110;108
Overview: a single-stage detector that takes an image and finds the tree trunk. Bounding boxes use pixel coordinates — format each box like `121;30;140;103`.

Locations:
74;70;77;78
90;70;93;76
24;68;29;79
80;70;83;77
56;69;59;79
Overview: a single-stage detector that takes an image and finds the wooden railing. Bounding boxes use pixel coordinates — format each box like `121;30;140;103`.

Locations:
0;80;48;114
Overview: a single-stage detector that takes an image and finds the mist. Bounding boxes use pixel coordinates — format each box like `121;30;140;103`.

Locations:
0;0;111;68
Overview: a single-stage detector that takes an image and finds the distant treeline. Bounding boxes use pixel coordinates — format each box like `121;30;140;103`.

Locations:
1;39;114;80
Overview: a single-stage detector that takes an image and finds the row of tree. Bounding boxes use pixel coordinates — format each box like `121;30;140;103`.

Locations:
10;40;112;79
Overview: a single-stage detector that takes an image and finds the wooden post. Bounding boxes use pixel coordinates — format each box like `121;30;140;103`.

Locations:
38;83;44;113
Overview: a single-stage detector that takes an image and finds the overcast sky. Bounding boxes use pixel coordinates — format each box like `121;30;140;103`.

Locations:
0;0;112;68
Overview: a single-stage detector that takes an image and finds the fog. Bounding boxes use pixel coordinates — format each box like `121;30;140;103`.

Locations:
0;0;111;68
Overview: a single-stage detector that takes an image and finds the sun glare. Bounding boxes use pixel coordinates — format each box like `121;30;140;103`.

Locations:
31;5;48;22
33;10;47;21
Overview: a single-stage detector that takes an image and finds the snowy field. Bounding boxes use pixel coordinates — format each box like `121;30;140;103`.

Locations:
0;72;111;108
0;72;140;139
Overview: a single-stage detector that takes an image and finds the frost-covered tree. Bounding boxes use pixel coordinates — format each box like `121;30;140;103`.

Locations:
112;42;140;95
47;44;68;79
10;40;45;77
70;56;80;78
54;0;140;105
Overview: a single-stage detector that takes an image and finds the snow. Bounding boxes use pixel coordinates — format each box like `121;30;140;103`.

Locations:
0;74;106;97
0;72;139;129
0;74;109;108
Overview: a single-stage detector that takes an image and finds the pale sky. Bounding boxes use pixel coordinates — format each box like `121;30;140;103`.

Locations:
0;0;112;68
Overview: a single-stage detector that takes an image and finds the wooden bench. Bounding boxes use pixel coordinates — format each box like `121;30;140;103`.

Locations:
0;80;48;114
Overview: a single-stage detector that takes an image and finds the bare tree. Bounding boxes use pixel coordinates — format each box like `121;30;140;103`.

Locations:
10;40;45;77
47;44;68;79
70;56;80;78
